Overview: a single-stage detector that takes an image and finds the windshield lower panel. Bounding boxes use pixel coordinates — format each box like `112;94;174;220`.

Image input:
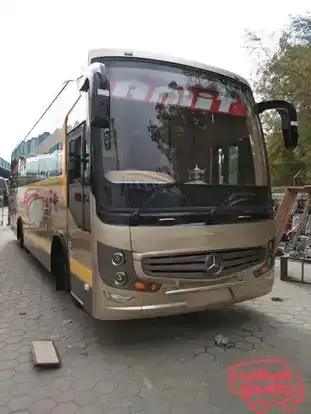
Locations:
99;206;273;226
90;58;271;225
94;183;273;226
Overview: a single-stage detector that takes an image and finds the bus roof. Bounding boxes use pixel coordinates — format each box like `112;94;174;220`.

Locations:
88;48;251;88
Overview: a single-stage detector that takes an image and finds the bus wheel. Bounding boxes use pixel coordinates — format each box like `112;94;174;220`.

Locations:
17;219;24;249
51;238;70;292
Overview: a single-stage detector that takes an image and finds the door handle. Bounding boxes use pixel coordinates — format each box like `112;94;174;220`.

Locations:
74;193;82;202
74;192;89;202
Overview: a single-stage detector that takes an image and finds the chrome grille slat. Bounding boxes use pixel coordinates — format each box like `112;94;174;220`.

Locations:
223;254;262;268
144;263;205;273
144;255;206;265
220;248;262;260
141;247;266;280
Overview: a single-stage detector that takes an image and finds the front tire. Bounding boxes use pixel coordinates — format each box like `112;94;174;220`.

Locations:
51;238;84;310
17;220;24;249
51;239;70;292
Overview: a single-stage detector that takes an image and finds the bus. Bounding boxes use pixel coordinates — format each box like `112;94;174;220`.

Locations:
9;49;298;320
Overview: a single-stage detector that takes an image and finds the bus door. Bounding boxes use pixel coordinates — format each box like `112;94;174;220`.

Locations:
67;122;92;301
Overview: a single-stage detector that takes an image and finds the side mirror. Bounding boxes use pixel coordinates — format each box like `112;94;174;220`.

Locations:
80;62;110;129
255;100;298;149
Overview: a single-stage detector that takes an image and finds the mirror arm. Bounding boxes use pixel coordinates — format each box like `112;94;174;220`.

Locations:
255;100;297;123
255;99;298;149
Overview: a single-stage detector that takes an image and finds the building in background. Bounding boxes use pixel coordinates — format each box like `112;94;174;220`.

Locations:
0;157;10;179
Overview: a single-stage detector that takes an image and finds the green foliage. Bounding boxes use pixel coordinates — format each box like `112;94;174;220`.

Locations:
245;12;311;186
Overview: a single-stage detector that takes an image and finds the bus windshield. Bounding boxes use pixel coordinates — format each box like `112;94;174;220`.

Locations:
91;59;270;218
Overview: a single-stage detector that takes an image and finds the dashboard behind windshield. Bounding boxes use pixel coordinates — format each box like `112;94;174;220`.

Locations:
90;58;270;217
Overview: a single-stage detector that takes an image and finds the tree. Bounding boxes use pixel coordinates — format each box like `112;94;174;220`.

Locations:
245;12;311;186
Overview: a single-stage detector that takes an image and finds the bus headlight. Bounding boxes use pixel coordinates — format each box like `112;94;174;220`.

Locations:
112;251;125;266
267;238;275;267
104;291;133;303
114;271;129;287
253;239;275;278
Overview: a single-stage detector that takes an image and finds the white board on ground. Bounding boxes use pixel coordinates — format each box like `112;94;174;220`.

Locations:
31;340;61;368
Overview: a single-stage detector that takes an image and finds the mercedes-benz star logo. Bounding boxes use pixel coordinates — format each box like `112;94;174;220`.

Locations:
204;253;224;275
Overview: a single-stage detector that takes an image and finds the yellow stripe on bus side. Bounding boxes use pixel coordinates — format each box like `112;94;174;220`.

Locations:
69;258;92;287
26;233;93;286
22;176;64;188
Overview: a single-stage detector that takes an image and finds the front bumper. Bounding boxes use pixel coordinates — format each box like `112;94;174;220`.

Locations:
97;269;274;320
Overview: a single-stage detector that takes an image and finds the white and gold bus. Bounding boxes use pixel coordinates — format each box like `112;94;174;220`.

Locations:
10;49;298;320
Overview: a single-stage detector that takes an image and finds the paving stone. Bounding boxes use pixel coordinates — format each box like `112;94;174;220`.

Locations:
94;381;117;394
2;351;19;361
50;401;79;414
0;380;12;392
8;395;33;412
71;378;95;392
0;359;18;370
29;398;57;414
73;391;102;406
52;390;75;403
9;382;35;396
76;406;105;414
14;361;33;372
52;377;74;390
0;370;14;380
0;392;10;405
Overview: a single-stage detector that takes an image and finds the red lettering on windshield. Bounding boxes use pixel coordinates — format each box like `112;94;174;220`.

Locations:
108;79;247;117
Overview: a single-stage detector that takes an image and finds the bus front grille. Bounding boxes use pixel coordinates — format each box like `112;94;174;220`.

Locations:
141;247;266;279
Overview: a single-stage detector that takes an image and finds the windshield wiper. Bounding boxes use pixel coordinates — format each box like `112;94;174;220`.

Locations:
209;192;242;215
208;192;271;219
129;186;271;225
129;179;198;224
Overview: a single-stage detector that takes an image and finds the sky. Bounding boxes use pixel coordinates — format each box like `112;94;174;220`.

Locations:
0;0;310;163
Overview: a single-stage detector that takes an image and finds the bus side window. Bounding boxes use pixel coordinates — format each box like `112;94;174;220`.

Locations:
69;137;82;183
67;125;83;228
82;138;91;232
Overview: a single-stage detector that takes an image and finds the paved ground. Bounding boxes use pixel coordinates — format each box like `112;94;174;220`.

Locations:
1;226;311;414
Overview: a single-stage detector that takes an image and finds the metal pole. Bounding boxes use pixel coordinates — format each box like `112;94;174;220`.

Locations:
0;190;3;226
293;170;302;186
280;256;289;281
